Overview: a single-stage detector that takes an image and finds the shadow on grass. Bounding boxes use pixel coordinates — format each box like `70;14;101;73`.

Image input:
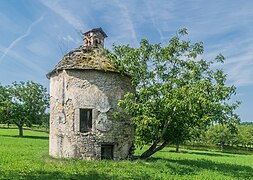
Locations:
184;145;253;155
0;134;48;140
182;151;234;157
144;157;253;179
0;127;49;133
0;170;122;180
162;148;234;157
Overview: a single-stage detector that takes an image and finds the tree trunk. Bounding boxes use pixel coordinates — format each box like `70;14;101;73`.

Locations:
220;142;224;151
140;142;158;159
18;125;23;137
140;141;168;159
175;143;179;152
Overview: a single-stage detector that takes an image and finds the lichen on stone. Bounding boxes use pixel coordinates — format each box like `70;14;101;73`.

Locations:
47;46;117;78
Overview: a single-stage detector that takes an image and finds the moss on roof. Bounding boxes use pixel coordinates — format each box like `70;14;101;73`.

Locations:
47;46;117;78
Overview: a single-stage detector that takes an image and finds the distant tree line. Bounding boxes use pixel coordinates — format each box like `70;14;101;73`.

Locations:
240;122;253;125
187;124;253;151
0;81;49;136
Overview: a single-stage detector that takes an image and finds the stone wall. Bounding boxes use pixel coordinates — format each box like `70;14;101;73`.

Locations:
49;69;134;160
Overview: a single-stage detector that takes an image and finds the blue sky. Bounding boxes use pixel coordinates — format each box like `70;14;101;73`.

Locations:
0;0;253;122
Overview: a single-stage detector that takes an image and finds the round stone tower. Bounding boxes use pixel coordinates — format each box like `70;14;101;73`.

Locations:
47;28;134;160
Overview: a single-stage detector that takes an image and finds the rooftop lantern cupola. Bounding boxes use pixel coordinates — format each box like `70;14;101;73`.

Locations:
83;27;108;48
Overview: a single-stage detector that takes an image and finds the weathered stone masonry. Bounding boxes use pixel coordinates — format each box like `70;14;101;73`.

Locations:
47;28;134;160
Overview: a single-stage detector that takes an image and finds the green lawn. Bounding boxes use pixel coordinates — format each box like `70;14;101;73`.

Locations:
0;128;253;179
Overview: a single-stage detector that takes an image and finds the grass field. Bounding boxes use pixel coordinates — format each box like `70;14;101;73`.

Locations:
0;128;253;179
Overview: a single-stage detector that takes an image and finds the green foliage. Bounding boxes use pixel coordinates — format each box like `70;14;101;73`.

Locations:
108;28;240;159
0;84;12;125
40;113;50;131
189;124;253;150
0;128;253;179
0;81;49;136
237;125;253;147
240;122;253;125
205;124;237;151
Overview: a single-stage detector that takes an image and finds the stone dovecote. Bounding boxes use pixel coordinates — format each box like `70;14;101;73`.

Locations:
47;28;134;160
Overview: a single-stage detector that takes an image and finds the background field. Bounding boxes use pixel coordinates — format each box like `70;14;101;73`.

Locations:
0;128;253;179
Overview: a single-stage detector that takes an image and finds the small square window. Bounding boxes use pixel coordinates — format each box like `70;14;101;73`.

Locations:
80;109;92;132
101;145;114;160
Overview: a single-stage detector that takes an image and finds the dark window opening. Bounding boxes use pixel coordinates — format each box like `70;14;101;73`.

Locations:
101;145;114;160
94;39;99;46
80;109;92;132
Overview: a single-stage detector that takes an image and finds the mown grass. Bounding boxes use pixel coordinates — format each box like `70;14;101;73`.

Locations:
0;128;253;179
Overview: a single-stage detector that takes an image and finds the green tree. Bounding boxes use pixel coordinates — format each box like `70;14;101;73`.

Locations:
238;125;253;148
206;124;237;151
108;28;240;159
240;122;253;125
0;84;13;127
0;81;49;136
40;113;50;131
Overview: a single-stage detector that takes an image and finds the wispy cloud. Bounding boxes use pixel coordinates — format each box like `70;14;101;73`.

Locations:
0;45;46;75
144;1;165;42
202;31;253;87
225;51;253;87
62;35;81;45
0;15;44;63
112;0;138;46
57;34;81;55
40;0;86;31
